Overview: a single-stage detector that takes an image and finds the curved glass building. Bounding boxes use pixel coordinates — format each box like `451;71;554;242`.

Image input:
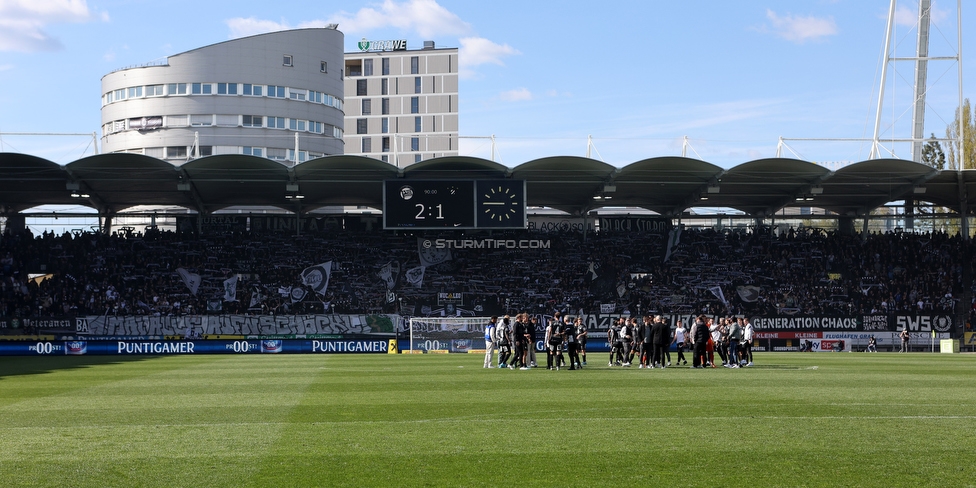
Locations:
100;28;344;165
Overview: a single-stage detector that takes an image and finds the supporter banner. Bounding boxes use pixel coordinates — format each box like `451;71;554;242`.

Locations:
0;339;391;356
752;314;956;332
0;317;75;334
964;332;976;347
176;215;383;235
597;217;672;234
526;216;594;234
72;314;398;337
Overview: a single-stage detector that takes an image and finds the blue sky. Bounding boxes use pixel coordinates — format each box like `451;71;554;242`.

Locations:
0;0;970;168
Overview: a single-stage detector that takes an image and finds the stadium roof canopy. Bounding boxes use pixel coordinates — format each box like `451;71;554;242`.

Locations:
1;152;973;217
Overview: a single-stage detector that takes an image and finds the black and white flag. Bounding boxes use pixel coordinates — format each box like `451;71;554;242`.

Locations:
418;238;452;267
405;266;425;288
177;268;201;295
301;261;332;295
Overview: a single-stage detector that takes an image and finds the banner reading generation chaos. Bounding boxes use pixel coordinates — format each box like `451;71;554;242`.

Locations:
0;339;392;356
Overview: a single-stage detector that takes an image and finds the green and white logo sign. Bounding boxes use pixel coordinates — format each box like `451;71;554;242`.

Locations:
358;38;407;52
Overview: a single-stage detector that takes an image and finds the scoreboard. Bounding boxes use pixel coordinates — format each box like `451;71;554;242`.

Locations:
383;180;526;230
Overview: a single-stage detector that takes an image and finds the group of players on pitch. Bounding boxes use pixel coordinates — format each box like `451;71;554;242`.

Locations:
484;312;755;370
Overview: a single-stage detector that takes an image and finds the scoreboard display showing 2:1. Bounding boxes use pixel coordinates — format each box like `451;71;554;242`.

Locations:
383;180;476;229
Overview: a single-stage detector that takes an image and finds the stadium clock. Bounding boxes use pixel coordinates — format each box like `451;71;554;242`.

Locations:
476;180;527;228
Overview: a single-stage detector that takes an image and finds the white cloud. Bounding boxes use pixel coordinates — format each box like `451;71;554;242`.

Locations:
226;1;519;78
499;88;532;102
323;0;470;38
458;37;520;79
226;17;293;38
762;9;838;43
0;0;97;52
894;4;949;27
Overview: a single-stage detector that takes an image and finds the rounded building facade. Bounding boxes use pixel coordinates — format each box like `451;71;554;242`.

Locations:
101;28;344;165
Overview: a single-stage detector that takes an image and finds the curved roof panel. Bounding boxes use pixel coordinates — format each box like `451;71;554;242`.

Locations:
1;152;973;221
613;157;725;214
293;155;398;209
511;157;617;214
181;155;291;211
0;153;73;212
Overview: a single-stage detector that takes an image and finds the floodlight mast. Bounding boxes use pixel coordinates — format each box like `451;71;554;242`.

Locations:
871;0;963;163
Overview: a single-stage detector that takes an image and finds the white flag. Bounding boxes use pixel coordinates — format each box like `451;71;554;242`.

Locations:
301;261;332;295
249;287;265;309
290;287;307;303
378;261;400;289
176;268;201;295
709;286;728;308
418;238;451;267
223;275;238;302
405;266;425;288
736;285;761;303
664;227;682;262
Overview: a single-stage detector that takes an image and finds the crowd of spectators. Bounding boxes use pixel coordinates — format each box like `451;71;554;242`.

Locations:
0;223;971;321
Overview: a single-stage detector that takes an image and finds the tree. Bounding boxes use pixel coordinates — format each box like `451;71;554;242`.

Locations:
920;133;946;170
945;98;976;170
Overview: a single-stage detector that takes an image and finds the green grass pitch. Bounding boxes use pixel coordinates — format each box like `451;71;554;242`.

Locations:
1;352;974;487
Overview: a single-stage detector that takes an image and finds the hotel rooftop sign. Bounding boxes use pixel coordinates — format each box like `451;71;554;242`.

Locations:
358;38;407;52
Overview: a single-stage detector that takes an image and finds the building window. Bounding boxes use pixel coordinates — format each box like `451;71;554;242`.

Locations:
381;118;388;134
410;56;419;74
192;83;212;95
356;79;367;97
362;99;371;115
242;115;263;127
415;76;421;94
283;55;293;67
166;146;187;159
320;61;328;73
243;84;263;96
382;137;390;152
364;59;373;76
382;58;390;76
190;114;212;126
410;97;419;114
289;89;307;101
381;155;389;163
357;119;367;134
243;147;263;157
267;148;287;160
362;137;372;153
267;85;285;98
415;116;422;133
381;78;388;95
128;86;143;98
114;88;126;101
167;83;186;95
381;98;389;115
146;85;164;97
217;83;238;95
411;137;419;151
268;116;285;129
415;154;422;163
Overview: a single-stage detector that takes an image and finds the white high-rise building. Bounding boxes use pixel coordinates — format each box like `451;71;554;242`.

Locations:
343;40;458;167
100;28;345;164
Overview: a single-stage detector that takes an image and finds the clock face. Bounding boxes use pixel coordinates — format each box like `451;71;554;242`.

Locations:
476;180;526;228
